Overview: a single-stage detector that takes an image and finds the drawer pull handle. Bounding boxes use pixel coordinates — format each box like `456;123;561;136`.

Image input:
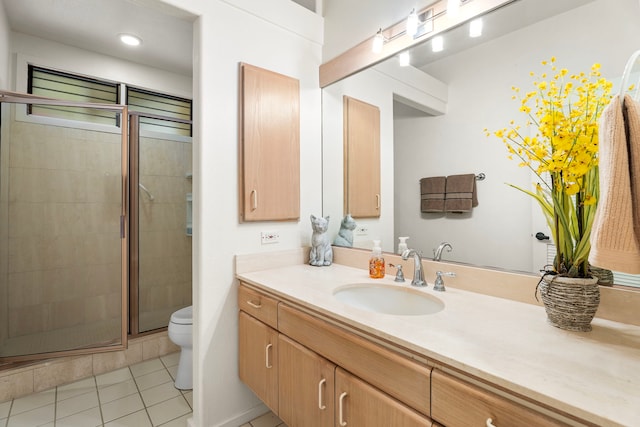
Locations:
486;418;496;427
318;378;326;410
265;343;273;368
376;194;380;209
247;300;262;309
338;392;348;426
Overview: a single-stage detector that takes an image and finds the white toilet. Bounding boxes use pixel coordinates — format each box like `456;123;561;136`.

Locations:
168;305;193;390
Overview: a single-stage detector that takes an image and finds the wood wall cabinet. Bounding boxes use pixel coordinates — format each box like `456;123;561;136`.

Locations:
343;95;381;218
239;63;300;222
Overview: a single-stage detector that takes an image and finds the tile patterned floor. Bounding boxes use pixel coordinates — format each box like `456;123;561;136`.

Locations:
0;353;192;427
241;411;287;427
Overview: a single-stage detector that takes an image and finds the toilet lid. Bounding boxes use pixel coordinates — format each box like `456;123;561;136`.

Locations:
170;306;193;325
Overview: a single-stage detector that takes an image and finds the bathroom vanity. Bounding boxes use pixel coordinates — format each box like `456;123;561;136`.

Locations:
236;251;640;427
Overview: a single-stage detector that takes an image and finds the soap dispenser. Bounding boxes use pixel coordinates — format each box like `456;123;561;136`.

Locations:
369;240;386;278
397;236;409;255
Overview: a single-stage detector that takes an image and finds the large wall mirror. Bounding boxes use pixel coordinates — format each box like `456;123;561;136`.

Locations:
322;0;640;282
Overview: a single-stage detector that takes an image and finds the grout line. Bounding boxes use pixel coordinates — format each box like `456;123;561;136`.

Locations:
129;365;154;426
93;375;105;427
53;386;57;427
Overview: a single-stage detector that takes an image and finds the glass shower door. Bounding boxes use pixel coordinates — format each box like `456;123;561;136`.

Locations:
0;94;128;361
129;113;192;334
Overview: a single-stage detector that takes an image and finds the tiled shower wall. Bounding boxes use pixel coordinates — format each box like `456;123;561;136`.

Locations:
4;117;123;339
138;135;192;332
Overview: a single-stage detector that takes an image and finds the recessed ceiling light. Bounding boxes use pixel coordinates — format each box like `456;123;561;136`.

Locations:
119;34;142;47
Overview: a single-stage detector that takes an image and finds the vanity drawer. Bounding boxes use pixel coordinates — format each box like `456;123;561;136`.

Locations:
431;370;568;427
238;283;278;329
278;303;431;417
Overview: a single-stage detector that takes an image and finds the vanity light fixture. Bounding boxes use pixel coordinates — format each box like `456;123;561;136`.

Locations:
432;36;444;52
119;33;142;46
372;29;385;53
469;18;483;37
407;9;420;37
399;51;411;67
447;0;460;17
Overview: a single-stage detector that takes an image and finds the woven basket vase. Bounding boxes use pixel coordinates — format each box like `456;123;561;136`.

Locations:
538;275;600;332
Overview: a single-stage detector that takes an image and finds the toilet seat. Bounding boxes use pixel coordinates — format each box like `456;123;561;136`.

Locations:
170;306;193;325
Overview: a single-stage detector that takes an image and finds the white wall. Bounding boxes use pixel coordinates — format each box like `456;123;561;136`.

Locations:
0;0;9;89
9;32;191;98
156;0;323;425
323;61;447;252
394;0;640;272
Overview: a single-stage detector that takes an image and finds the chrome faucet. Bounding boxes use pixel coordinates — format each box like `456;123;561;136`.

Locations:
433;242;452;261
401;249;426;287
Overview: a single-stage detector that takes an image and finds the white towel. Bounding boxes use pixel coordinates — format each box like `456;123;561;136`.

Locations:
589;94;640;273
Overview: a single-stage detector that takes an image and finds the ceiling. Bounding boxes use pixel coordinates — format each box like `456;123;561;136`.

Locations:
1;0;317;77
1;0;196;76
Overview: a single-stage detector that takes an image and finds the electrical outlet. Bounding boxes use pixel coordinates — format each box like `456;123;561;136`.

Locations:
355;226;368;236
261;231;280;244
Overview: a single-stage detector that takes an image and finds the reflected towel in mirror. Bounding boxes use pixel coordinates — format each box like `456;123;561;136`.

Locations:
420;176;446;212
444;173;478;213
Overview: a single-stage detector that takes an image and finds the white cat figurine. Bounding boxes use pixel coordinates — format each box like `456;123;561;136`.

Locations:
333;214;356;247
309;214;332;266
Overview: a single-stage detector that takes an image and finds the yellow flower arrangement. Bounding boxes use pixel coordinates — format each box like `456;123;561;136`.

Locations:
486;57;613;277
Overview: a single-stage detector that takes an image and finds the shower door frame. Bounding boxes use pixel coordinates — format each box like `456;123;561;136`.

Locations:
128;111;193;337
0;91;129;362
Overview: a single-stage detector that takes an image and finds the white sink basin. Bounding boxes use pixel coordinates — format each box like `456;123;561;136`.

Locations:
333;284;444;316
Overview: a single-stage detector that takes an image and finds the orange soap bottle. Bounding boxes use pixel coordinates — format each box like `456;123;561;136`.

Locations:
369;240;385;278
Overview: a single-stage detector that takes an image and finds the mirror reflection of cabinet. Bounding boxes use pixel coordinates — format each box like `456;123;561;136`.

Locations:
343;96;381;218
239;63;300;222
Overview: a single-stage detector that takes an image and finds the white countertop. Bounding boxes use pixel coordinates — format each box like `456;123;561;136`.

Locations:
237;262;640;427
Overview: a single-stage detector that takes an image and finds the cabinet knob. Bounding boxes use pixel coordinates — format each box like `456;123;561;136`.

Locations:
338;392;348;426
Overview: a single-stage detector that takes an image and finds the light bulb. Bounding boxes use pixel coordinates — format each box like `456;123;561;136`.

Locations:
432;36;444;52
399;51;410;67
372;31;384;54
447;0;460;17
406;10;419;37
119;34;142;46
469;18;483;38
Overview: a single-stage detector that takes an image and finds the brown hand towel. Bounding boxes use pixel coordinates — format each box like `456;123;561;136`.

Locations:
444;173;478;213
589;94;640;273
420;176;446;212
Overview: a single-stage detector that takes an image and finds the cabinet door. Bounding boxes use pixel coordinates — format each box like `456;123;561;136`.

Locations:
335;368;431;427
238;311;279;413
343;95;381;218
278;335;335;427
239;63;300;222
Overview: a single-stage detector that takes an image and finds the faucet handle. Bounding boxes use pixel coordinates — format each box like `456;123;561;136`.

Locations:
433;271;456;292
389;264;405;282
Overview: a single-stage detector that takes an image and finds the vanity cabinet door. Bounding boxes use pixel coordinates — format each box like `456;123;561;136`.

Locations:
278;335;335;427
431;370;569;427
239;311;279;414
335;367;431;427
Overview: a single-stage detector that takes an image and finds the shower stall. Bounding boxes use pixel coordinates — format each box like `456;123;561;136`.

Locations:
0;92;192;361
